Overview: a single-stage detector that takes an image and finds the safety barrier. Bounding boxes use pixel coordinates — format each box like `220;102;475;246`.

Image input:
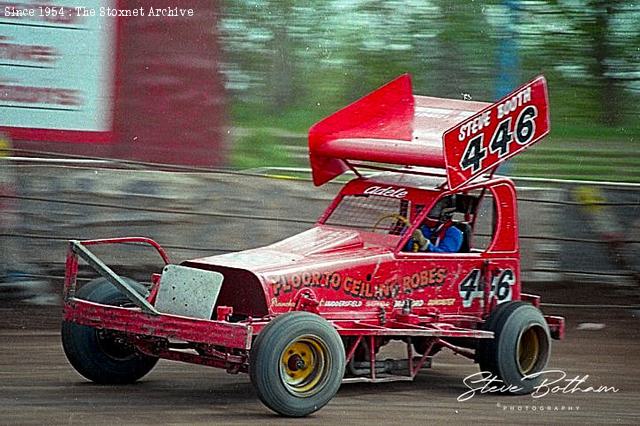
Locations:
1;157;638;286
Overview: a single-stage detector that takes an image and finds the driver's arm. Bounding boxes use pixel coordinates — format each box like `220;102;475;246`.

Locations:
428;227;463;253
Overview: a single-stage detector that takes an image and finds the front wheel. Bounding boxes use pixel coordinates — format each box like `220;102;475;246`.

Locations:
476;301;551;394
249;312;345;417
61;277;158;384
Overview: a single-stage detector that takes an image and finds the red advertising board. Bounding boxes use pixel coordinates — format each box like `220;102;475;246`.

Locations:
443;76;550;190
0;0;226;167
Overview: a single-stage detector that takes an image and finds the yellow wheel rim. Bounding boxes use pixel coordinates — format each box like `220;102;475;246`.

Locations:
279;336;330;397
517;326;541;375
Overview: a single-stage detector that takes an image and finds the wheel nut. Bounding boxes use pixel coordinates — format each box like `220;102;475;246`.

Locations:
287;355;306;371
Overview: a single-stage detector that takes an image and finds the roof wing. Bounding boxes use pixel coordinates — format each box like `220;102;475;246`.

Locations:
308;74;415;186
308;74;549;188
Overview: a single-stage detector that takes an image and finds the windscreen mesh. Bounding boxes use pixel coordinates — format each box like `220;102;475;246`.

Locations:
324;195;415;235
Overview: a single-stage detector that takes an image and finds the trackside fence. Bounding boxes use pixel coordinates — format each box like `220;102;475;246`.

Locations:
0;161;638;286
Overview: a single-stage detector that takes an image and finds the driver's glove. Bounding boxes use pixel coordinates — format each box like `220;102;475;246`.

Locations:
412;229;429;251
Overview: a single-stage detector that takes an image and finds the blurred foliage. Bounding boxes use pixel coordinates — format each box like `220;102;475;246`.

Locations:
219;0;639;182
230;129;288;169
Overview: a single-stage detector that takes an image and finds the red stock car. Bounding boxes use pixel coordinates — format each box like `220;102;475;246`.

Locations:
61;74;564;417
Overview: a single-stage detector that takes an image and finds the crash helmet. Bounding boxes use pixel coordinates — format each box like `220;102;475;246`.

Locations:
425;195;457;225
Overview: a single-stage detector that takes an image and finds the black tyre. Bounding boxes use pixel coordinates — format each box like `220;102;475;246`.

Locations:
61;277;158;384
249;312;345;417
477;301;551;394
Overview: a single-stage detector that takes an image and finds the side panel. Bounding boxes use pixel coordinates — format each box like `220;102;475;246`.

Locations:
394;255;520;316
395;255;482;315
264;257;399;316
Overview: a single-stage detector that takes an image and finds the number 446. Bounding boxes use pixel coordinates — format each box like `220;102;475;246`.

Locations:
460;106;537;173
458;269;515;308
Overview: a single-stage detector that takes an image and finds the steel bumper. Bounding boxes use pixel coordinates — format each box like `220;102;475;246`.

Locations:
64;298;253;350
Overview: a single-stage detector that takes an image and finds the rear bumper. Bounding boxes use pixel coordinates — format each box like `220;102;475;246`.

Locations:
64;298;253;350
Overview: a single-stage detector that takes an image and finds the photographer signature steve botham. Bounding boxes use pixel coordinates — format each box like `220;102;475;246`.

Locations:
458;370;619;402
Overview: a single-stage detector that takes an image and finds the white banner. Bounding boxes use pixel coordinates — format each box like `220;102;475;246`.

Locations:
0;0;115;136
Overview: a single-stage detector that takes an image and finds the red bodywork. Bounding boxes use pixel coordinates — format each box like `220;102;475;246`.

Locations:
63;74;564;381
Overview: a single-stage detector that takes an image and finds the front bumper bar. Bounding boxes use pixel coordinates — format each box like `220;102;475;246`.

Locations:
63;238;252;351
64;298;252;350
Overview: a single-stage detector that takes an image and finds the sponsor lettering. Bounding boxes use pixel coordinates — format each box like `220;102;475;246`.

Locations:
401;268;447;293
0;36;58;64
271;267;447;300
270;298;295;308
322;300;362;308
364;186;408;199
271;271;379;299
366;300;390;308
427;298;455;306
393;299;425;308
0;84;81;106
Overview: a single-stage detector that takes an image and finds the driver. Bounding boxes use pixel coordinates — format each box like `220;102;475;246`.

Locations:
404;197;463;253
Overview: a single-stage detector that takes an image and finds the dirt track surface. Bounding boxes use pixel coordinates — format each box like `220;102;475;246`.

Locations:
1;282;639;425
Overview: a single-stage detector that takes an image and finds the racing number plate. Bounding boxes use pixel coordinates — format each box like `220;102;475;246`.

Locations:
443;76;550;190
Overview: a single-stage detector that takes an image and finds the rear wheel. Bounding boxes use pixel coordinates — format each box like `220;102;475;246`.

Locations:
477;301;551;394
61;277;158;384
249;312;345;417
